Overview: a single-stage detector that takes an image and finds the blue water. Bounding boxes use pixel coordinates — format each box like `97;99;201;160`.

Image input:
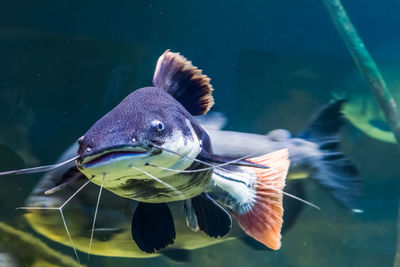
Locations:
0;0;400;266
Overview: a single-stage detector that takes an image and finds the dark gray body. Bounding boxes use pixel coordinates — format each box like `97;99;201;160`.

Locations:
77;87;214;203
78;87;211;158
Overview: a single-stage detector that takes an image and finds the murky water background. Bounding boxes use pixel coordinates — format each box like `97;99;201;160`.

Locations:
0;1;399;266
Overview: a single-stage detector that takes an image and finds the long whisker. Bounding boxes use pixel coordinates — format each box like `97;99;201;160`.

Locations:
255;181;320;210
148;142;259;173
282;191;320;210
59;209;79;263
0;155;79;176
88;173;105;260
130;165;184;199
147;164;211;173
148;154;257;173
17;177;94;264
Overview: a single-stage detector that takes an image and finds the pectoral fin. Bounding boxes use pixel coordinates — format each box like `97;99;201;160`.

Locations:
131;202;176;253
191;193;232;238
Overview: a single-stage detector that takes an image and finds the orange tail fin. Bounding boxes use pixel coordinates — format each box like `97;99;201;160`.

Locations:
235;149;289;250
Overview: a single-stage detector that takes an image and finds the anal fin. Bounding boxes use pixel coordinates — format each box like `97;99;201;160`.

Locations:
131;202;175;253
191;193;232;238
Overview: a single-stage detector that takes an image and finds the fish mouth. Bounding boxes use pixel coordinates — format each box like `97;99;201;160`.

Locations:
79;145;152;168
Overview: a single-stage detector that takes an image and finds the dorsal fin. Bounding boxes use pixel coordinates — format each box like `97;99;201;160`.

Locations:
153;50;214;116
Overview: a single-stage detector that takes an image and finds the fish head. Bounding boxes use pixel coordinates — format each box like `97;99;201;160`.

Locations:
76;87;203;181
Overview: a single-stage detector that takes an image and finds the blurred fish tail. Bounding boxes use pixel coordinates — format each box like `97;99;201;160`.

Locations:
298;99;362;211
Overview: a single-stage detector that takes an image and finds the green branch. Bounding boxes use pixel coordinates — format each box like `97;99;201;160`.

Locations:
323;0;400;144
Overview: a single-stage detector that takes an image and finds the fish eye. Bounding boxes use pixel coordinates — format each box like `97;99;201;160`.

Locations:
151;120;165;131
